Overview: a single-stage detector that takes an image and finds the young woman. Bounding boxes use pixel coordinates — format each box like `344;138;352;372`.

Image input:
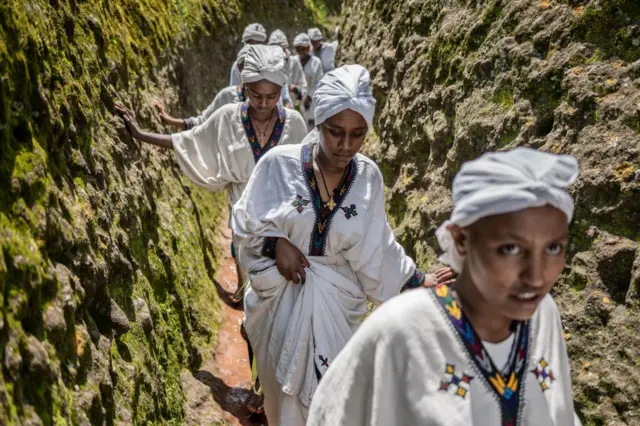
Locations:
307;148;583;426
154;45;251;130
231;64;453;425
308;27;336;75
115;44;307;295
268;29;307;106
293;33;323;130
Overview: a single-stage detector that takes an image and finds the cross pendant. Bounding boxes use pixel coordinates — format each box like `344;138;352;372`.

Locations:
327;197;336;211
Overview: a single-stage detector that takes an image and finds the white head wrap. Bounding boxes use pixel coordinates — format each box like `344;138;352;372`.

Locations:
313;64;376;130
236;45;251;65
241;45;288;87
293;33;311;47
308;27;324;41
242;23;267;43
436;148;580;273
268;29;289;49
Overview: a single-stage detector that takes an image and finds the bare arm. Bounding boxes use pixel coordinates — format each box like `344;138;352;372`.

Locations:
115;103;172;149
153;101;185;130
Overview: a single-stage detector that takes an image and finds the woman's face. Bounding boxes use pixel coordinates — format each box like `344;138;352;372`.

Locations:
449;205;569;321
295;45;310;59
246;80;281;113
318;109;368;169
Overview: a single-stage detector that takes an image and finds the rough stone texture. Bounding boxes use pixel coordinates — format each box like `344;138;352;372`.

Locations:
0;0;322;424
338;0;639;424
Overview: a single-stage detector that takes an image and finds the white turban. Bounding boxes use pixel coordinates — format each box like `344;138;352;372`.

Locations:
241;45;288;87
313;64;376;130
268;29;289;49
436;148;580;273
236;45;251;64
308;27;324;41
242;23;267;43
293;33;311;47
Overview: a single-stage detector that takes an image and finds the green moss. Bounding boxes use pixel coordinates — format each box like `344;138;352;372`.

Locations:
493;86;515;110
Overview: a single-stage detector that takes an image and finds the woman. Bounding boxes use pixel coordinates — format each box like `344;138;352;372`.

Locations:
268;29;308;106
116;44;307;298
154;45;251;130
293;33;323;130
308;27;336;75
307;148;583;425
231;64;453;425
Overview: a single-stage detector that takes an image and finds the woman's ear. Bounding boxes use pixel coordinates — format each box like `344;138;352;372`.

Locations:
447;224;468;257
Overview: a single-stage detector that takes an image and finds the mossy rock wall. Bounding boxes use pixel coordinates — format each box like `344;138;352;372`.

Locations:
0;1;321;424
338;0;639;424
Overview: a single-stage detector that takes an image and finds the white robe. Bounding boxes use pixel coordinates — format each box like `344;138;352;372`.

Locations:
313;43;336;75
298;56;324;128
231;132;423;425
287;55;308;105
184;85;243;129
307;288;583;426
172;101;308;228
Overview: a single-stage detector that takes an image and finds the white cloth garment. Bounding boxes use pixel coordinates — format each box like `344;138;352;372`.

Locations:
171;102;307;227
313;43;336;74
313;64;376;130
308;28;324;41
242;45;288;87
299;55;324;128
230;62;292;106
293;33;311;47
307;289;583;426
231;135;421;425
269;29;289;50
436;147;579;272
242;22;267;43
184;85;243;129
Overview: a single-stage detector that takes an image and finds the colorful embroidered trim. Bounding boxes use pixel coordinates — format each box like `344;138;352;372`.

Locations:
241;101;287;164
340;204;358;219
531;358;554;392
432;284;530;426
301;144;358;256
439;364;474;399
291;194;310;213
237;85;245;102
400;269;426;292
261;237;278;259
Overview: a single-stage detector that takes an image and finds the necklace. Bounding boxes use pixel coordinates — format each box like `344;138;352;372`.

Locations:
314;145;344;211
252;110;275;141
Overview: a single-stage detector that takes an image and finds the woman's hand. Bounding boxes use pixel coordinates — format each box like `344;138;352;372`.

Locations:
423;267;457;288
275;238;310;284
153;100;170;121
115;102;142;139
303;96;312;109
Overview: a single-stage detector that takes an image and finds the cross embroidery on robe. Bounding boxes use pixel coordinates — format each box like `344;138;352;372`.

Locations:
531;358;555;391
241;101;286;164
439;364;474;399
432;284;530;426
291;195;310;213
341;204;358;219
301;144;358;256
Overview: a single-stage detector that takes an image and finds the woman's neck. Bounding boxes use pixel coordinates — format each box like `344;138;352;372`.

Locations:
453;269;513;343
249;105;274;122
316;144;346;176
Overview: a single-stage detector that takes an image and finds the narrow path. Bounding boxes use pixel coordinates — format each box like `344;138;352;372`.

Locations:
190;226;267;425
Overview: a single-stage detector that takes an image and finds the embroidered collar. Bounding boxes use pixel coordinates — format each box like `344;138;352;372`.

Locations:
301;143;358;256
432;284;530;426
241;101;286;163
237;85;245;102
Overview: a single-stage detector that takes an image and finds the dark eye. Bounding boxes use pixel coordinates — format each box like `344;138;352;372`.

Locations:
329;129;342;137
499;244;521;256
351;130;366;138
545;243;563;256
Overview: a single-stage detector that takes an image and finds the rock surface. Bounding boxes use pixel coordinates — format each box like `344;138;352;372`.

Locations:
0;1;321;424
338;0;639;424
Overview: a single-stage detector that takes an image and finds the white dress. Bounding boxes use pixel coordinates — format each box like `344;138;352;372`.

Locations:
172;101;308;230
307;287;584;426
231;130;424;425
313;43;336;75
299;56;324;128
184;85;243;129
287;55;308;105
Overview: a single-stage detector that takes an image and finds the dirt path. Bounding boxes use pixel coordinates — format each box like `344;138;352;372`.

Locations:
184;226;267;426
